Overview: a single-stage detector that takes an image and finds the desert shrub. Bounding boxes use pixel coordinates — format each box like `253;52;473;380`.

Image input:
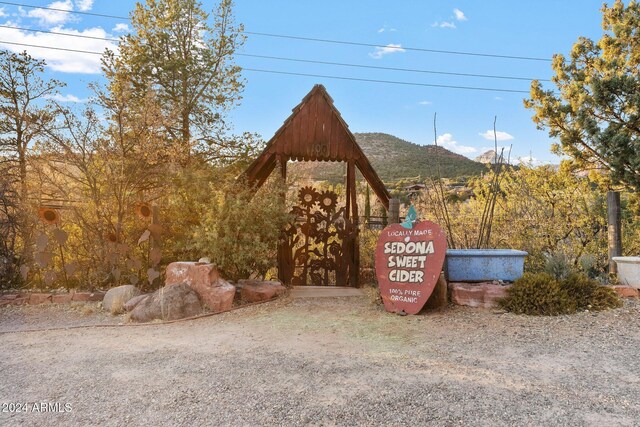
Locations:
544;251;574;280
189;176;290;282
589;286;623;311
578;253;601;279
359;229;380;268
560;273;621;311
499;273;575;315
560;273;597;310
500;272;623;315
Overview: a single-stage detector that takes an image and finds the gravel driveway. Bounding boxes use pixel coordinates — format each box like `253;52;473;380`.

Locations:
1;297;639;426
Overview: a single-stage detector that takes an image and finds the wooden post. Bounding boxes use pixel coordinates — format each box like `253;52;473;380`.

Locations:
607;191;622;274
278;155;287;182
389;198;400;224
347;161;359;287
345;161;352;221
277;155;288;284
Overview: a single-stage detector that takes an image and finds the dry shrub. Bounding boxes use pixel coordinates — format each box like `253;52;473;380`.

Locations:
500;272;622;315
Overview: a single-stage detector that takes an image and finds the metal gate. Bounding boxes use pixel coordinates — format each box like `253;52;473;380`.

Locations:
279;186;357;286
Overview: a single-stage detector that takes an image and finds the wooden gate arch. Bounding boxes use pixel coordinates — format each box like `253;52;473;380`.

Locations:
243;84;390;287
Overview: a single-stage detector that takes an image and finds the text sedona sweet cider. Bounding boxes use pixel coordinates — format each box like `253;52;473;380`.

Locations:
375;220;447;314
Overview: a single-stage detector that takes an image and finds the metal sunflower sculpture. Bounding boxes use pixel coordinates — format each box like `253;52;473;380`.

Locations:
105;231;119;244
297;186;320;208
38;207;60;225
283;186;352;286
318;190;338;214
135;202;153;220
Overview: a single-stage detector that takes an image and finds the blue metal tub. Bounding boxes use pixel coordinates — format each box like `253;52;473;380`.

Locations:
445;249;528;282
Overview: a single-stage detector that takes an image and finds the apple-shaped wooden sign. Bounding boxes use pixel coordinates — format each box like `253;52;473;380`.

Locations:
375;219;447;314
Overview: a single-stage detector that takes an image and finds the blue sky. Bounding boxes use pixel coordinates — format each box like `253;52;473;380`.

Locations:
0;0;611;164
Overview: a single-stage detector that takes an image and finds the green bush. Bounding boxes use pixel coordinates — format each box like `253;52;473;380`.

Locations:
499;273;575;315
589;286;623;311
189;176;290;282
560;273;597;310
499;272;622;315
543;251;573;280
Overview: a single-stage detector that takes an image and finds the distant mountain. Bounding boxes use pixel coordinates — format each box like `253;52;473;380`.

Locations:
289;132;487;183
475;150;498;164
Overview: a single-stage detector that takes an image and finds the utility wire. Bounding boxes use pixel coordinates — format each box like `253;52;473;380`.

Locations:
0;0;127;20
243;32;552;62
0;0;553;62
0;40;532;93
0;40;105;55
238;53;548;82
0;24;122;42
0;25;549;82
242;68;531;94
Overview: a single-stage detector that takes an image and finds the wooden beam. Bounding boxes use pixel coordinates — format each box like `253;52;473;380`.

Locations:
348;161;358;221
345;161;352;220
255;155;277;189
278;154;287;182
347;160;359;287
355;158;390;210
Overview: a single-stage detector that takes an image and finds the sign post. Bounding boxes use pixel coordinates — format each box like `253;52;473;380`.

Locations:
375;211;447;315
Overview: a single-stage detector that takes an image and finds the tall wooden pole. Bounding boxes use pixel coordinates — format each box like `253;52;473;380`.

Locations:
389;198;400;224
348;161;359;287
277;155;289;284
607;191;622;274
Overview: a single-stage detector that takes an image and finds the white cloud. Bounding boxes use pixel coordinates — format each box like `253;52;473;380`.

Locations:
0;7;7;18
432;21;456;29
46;93;87;103
377;24;397;33
479;130;515;141
418;100;432;105
0;24;119;73
493;96;503;101
112;23;130;33
27;0;75;26
453;8;467;21
436;133;477;155
369;43;405;59
75;0;94;12
518;156;542;166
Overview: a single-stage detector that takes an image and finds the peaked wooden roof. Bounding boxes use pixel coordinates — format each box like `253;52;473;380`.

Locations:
244;84;390;209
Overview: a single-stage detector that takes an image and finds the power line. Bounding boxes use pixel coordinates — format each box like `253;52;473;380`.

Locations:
0;25;549;82
0;24;121;42
0;1;552;62
0;1;128;20
0;40;104;55
0;39;532;93
239;53;548;82
244;32;552;62
242;68;530;94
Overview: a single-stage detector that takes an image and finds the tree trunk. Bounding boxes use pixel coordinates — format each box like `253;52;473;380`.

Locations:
607;191;622;274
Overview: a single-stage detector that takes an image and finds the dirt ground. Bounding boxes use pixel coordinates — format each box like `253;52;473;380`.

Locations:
1;296;639;426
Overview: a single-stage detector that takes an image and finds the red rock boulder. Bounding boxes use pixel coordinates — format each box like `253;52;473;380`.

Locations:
130;283;202;322
102;285;142;313
238;280;286;303
28;293;52;305
448;282;510;308
123;294;150;312
611;285;639;298
165;262;235;312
